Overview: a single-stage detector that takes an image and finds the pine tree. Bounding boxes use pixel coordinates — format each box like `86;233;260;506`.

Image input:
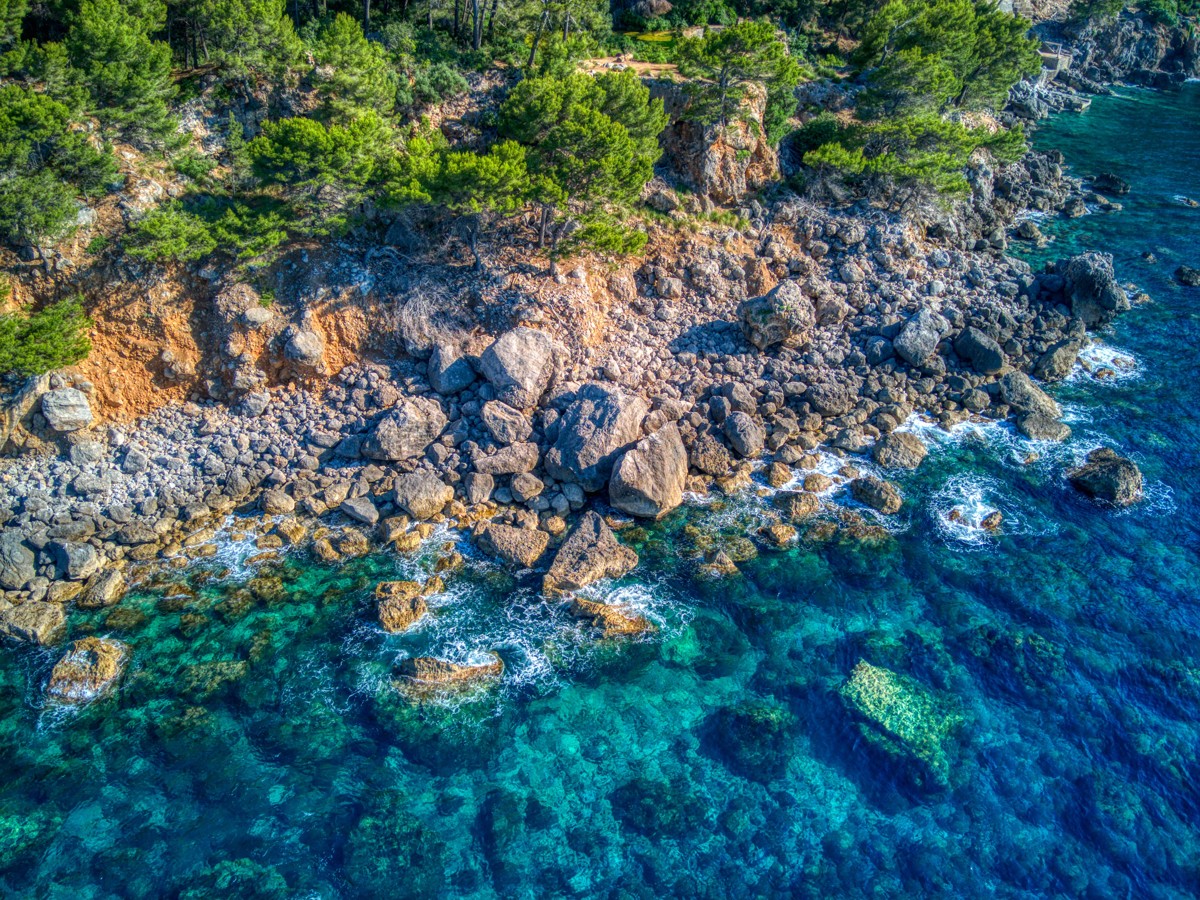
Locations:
1;0;27;50
432;140;531;270
312;13;398;119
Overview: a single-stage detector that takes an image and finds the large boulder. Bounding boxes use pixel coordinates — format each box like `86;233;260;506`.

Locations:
0;532;35;590
283;327;326;375
805;380;858;417
1033;340;1081;382
362;397;448;462
51;541;101;581
894;308;949;368
1068;447;1143;507
1060;253;1129;329
392;472;454;520
838;660;961;791
999;371;1061;419
78;570;126;608
479;327;565;409
473;442;539;476
872;432;928;469
722;412;764;458
427;343;476;395
544;511;639;593
851;476;903;514
475;523;549;568
45;636;128;704
480;401;532;445
953;327;1005;375
565;597;654;638
1;601;66;644
40;388;93;432
738;281;816;351
397;653;503;689
609;423;688;520
545;384;648;492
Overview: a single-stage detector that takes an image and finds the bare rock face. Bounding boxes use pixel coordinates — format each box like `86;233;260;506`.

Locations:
479;327;565;410
872;432;928;470
609;423;688;519
739;281;817;351
475;523;549;568
545;384;648;492
46;636;128;703
363;397;448;462
40;388;93;432
1069;447;1143;507
396;653;503;689
565;597;655;638
392;472;453;520
376;581;429;633
894;308;950;368
544;511;639;593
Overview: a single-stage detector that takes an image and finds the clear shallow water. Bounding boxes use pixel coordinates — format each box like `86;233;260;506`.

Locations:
4;87;1200;898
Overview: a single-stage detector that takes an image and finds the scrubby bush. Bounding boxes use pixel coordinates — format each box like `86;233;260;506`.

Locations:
0;297;92;377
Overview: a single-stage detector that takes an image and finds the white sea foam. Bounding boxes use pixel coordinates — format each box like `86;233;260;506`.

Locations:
1070;342;1141;383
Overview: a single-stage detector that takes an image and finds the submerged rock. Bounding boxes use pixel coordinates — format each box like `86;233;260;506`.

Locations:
396;654;503;688
376;581;429;633
46;636;128;703
544;511;638;593
609;423;688;519
1068;447;1143;507
565;596;654;638
850;476;903;514
838;660;961;790
1175;265;1200;287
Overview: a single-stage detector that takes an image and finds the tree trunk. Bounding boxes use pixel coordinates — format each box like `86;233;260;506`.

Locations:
527;7;548;70
562;10;569;41
454;0;461;39
428;0;434;29
472;0;483;50
486;0;499;42
363;0;371;31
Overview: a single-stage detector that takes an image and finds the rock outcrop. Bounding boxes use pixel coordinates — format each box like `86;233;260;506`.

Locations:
1068;447;1143;507
46;636;128;703
609;423;688;519
545;384;648;492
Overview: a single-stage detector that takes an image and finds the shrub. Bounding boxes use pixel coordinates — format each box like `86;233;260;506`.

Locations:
0;297;92;377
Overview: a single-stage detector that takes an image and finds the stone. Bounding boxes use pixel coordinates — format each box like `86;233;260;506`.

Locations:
762;524;797;547
953;327;1005;375
738;280;816;350
1016;413;1071;442
999;371;1061;420
396;653;503;688
283;328;325;373
872;432;928;470
480;401;532;445
1060;253;1129;328
609;423;688;519
46;636;128;703
723;412;765;458
1033;341;1081;382
376;581;429;633
41;388;93;432
544;511;639;593
565;596;654;638
774;490;820;522
427;343;476;395
510;473;544;502
121;447;149;474
839;660;961;790
51;541;101;581
464;472;494;505
545;384;648;492
479;327;564;409
894;308;949;368
1176;265;1200;287
1;601;65;644
363;397;448;462
766;461;791;488
392;472;453;520
475;523;550;568
0;532;35;590
690;433;733;476
260;489;295;515
473;442;539;476
340;496;380;526
851;476;903;514
1068;447;1143;507
79;570;126;609
805;380;857;417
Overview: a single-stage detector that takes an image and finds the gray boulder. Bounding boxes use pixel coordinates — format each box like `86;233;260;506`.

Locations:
476;523;549;568
340;496;380;526
79;570;126;608
0;532;35;590
738;281;816;351
392;472;453;520
428;343;476;395
894;308;949;367
473;442;539;476
1061;253;1129;328
41;388;93;432
1017;413;1071;442
479;327;564;409
872;432;928;469
463;472;494;505
283;328;326;374
481;400;532;445
0;601;66;645
1069;447;1143;507
51;541;101;581
953;327;1005;375
609;423;688;519
544;511;639;593
851;476;903;514
723;412;765;458
545;384;648;491
362;397;448;462
999;372;1061;420
1034;340;1081;383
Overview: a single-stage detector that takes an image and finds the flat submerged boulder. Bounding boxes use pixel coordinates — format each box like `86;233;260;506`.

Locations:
565;596;654;638
46;636;128;703
838;660;961;790
375;580;430;633
396;653;503;689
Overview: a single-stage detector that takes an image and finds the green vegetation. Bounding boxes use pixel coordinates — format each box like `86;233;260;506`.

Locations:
0;297;92;377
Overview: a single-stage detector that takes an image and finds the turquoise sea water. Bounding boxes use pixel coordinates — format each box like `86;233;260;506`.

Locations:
3;86;1200;898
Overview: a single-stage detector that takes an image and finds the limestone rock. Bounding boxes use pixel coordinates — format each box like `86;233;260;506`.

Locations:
690;433;732;476
1033;340;1081;382
1;601;66;644
850;476;903;514
396;653;503;689
479;327;564;409
545;384;648;492
1068;447;1143;507
1060;253;1129;328
480;401;532;445
340;496;380;526
78;570;126;608
0;532;35;590
999;371;1061;420
565;596;654;638
392;472;453;520
376;581;429;633
41;388;93;432
738;281;816;351
1017;413;1071;442
609;423;688;519
544;511;639;593
722;412;765;458
953;327;1005;375
283;328;326;375
46;636;128;703
475;523;549;568
473;442;539;476
872;432;928;470
894;308;949;368
427;343;476;395
363;397;448;462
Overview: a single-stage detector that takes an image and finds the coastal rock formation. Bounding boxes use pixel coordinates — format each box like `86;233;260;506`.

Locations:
1034;340;1082;382
0;600;65;644
40;388;93;432
46;636;128;703
953;327;1006;375
0;532;35;590
78;570;126;608
872;432;928;470
738;281;816;351
392;472;453;520
544;511;638;593
1069;447;1143;507
565;596;654;638
480;401;532;445
1059;253;1129;329
838;660;961;790
894;308;950;368
396;653;503;688
609;424;688;519
479;328;564;410
376;581;429;633
475;523;549;568
851;476;903;514
362;398;448;462
545;384;647;492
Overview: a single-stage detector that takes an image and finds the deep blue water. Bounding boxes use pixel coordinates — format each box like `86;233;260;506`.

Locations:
2;85;1200;898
